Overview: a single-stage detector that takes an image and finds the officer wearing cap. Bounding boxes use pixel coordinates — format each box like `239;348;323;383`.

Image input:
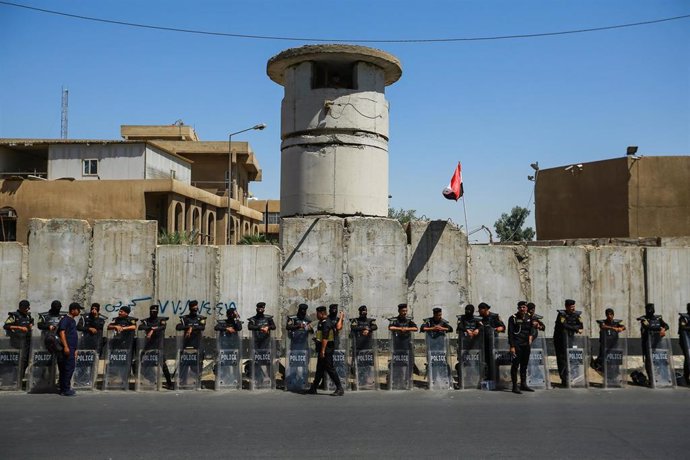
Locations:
477;302;505;383
592;308;625;374
175;300;207;350
107;305;138;374
527;302;546;339
248;302;276;348
286;303;313;343
508;301;534;394
421;307;453;338
307;306;344;396
351;305;378;352
3;299;34;378
679;303;690;385
637;303;669;386
77;303;107;354
38;300;65;354
553;299;584;386
139;304;172;388
215;305;243;337
388;303;418;348
56;302;83;396
457;304;481;338
327;303;345;347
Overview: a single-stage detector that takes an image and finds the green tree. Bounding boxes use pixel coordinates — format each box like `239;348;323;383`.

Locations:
158;229;200;245
494;206;535;242
388;207;418;225
239;234;278;245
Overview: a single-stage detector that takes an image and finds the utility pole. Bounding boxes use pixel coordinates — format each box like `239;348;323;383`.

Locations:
61;87;68;139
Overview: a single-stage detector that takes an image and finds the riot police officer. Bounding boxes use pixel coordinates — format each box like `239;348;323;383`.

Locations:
3;299;33;377
139;304;172;388
38;300;65;354
327;303;344;347
215;305;243;337
527;302;546;339
421;308;453;337
286;303;313;342
637;303;670;386
247;302;276;348
553;299;584;387
307;306;344;396
680;303;690;385
77;303;107;354
107;306;138;374
388;303;418;351
591;308;625;373
457;304;481;338
477;302;505;382
176;300;207;349
508;301;534;394
350;305;378;352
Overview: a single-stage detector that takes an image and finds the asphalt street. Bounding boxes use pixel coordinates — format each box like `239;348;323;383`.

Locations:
1;386;688;459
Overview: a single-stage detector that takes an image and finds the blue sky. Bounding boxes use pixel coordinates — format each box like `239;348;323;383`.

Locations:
1;0;688;241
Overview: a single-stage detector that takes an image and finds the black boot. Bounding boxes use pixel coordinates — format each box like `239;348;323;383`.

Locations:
512;383;522;394
520;384;534;392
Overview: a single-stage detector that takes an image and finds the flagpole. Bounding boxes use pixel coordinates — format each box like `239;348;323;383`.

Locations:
461;195;469;235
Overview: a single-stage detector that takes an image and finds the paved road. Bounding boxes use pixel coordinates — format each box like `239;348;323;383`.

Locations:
1;387;688;459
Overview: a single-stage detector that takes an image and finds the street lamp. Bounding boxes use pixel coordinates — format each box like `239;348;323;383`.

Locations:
227;123;266;244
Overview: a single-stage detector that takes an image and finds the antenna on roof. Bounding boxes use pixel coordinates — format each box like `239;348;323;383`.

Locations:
61;86;69;139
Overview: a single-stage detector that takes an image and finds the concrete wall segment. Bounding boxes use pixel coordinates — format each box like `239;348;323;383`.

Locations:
0;242;28;319
469;245;523;321
26;219;91;310
645;247;690;332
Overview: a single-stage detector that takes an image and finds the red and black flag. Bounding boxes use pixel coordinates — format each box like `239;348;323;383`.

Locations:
442;162;463;201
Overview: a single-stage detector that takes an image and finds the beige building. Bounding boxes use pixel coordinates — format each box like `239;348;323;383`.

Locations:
535;155;690;240
0;124;264;244
248;199;280;241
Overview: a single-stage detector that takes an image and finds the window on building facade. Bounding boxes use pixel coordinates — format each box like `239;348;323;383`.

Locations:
264;212;280;225
311;61;356;89
0;207;17;242
82;159;98;176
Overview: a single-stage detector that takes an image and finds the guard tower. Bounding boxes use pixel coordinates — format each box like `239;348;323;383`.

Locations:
267;45;402;217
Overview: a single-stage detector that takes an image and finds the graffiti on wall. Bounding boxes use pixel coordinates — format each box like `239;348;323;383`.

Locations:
101;296;238;317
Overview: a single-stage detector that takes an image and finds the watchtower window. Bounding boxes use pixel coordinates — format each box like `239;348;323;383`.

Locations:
311;61;356;89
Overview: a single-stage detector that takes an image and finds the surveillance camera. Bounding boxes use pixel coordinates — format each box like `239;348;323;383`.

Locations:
576;164;583;168
564;165;573;171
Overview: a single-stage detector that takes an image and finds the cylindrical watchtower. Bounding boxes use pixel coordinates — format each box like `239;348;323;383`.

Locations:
267;45;402;217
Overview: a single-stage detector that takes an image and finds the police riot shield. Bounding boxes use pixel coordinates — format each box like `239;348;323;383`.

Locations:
27;335;57;393
565;335;588;388
285;328;311;392
136;332;163;391
426;333;451;390
353;331;378;391
176;331;202;390
216;330;242;390
0;336;25;391
388;330;414;390
72;332;102;390
326;331;349;392
602;332;627;389
103;329;135;391
458;331;483;390
250;333;276;390
646;332;674;389
493;336;513;391
527;336;550;389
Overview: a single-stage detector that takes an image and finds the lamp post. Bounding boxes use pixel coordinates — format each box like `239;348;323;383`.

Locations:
227;124;266;244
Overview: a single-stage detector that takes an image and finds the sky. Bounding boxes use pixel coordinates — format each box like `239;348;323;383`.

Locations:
1;0;688;242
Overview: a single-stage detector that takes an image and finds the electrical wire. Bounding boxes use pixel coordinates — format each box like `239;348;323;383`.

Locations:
1;1;688;43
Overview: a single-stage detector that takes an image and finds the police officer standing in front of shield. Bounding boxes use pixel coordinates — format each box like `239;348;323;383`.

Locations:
3;299;34;378
637;303;669;386
307;306;344;396
247;302;276;348
139;304;172;388
77;303;107;355
327;303;344;347
527;302;546;339
351;305;378;352
680;303;690;385
508;301;534;394
553;299;584;387
421;308;453;337
286;303;313;342
38;300;65;354
477;302;505;383
215;305;243;338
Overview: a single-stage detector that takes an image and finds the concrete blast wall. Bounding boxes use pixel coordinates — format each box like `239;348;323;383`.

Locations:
1;218;689;341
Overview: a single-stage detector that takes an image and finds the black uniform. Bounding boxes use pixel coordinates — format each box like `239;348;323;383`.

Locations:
479;313;505;381
176;314;207;349
638;313;670;383
388;315;418;351
3;309;34;375
286;314;312;346
350;316;378;351
214;316;243;349
109;316;138;349
77;312;107;354
457;314;482;336
37;311;65;353
247;314;276;349
680;312;690;384
139;315;172;385
328;312;343;348
309;318;343;392
421;317;454;339
508;313;533;389
530;314;546;339
553;309;583;385
592;318;625;372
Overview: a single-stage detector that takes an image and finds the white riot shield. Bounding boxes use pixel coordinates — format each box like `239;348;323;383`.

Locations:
176;331;202;390
388;330;414;391
250;333;275;390
285;328;311;392
682;330;690;385
216;331;242;390
602;333;627;389
565;335;588;388
352;331;378;391
72;331;101;390
27;335;57;393
426;333;451;390
0;336;25;391
647;332;674;389
527;336;550;389
493;336;512;391
136;332;163;391
458;331;483;390
327;332;349;392
103;329;135;391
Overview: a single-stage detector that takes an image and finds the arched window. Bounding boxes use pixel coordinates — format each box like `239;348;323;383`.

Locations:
0;207;17;241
